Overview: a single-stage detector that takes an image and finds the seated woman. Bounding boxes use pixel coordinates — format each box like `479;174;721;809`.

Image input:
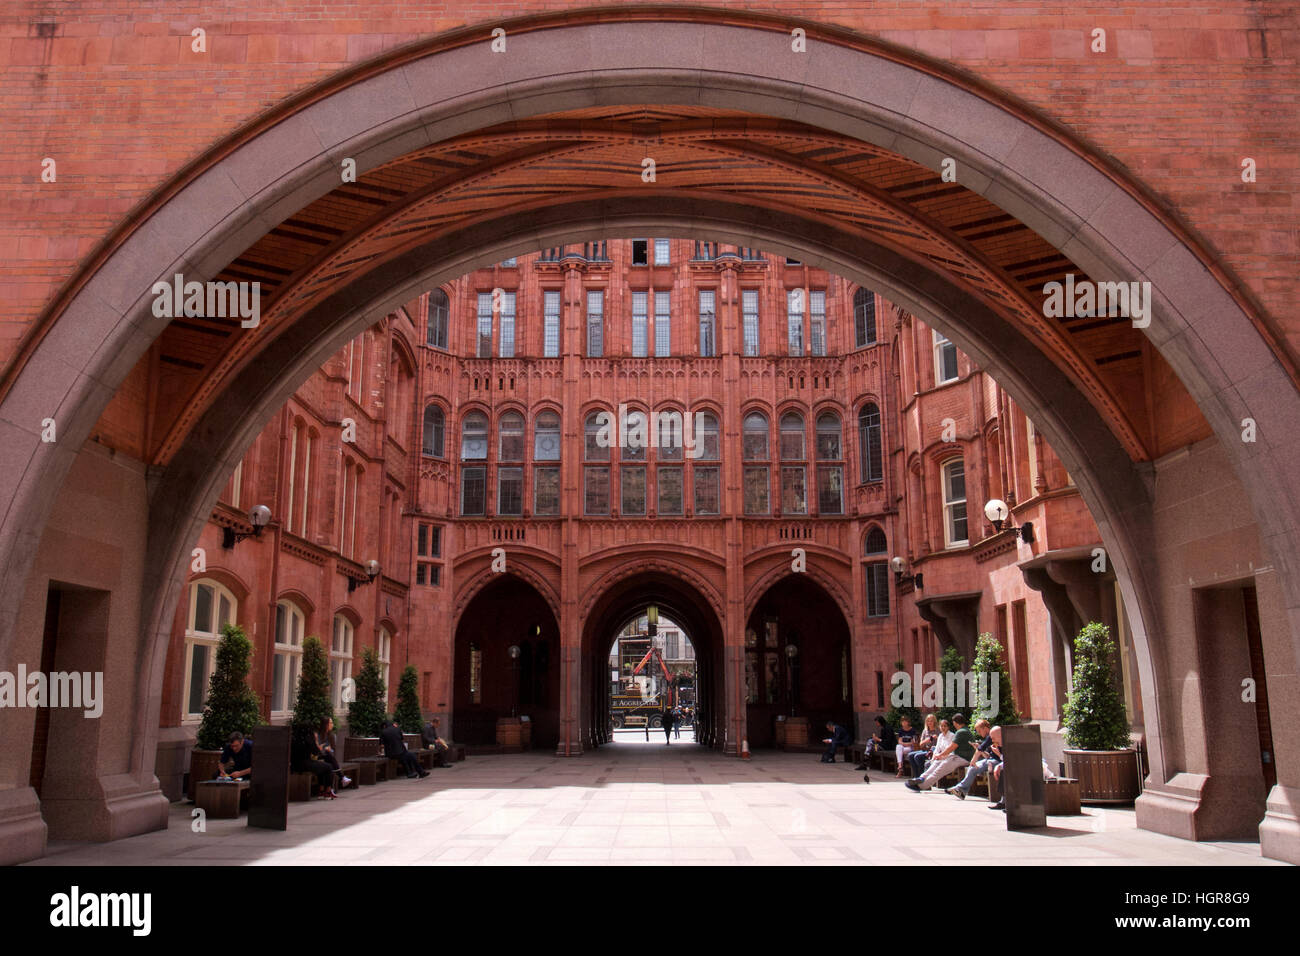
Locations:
907;714;940;778
316;716;351;788
911;717;953;780
291;723;337;800
894;715;920;777
854;715;897;770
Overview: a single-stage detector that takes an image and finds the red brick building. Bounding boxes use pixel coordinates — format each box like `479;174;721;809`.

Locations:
3;3;1295;865
154;238;1129;796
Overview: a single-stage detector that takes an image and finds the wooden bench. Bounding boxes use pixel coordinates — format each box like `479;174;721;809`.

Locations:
1044;777;1081;815
288;771;317;802
195;779;250;819
336;762;359;790
353;756;385;785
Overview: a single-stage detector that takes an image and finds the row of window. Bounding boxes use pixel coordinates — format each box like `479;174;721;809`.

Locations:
423;405;885;477
182;580;393;720
424;287;882;357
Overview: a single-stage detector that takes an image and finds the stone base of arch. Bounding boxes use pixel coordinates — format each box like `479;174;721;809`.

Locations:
1139;778;1300;864
0;790;46;866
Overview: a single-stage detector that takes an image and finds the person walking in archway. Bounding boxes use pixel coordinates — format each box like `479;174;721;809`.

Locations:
662;704;674;745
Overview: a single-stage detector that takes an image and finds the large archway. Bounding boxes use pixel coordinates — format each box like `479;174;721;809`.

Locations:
579;566;726;755
0;11;1296;863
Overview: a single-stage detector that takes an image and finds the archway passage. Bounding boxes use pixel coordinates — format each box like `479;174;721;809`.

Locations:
579;569;725;755
745;576;853;750
0;12;1296;866
453;575;561;751
606;611;699;743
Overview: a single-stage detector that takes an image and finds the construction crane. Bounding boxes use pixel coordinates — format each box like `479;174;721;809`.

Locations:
632;645;675;707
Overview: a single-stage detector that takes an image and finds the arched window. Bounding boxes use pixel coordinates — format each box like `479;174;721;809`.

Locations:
499;411;524;461
780;412;805;460
858;403;883;482
534;412;561;461
377;628;392;707
330;615;354;713
427;289;449;349
422;405;445;458
815;413;841;460
864;526;888;555
622;408;648;461
584;412;609;461
743;412;770;515
183;579;238;719
780;412;806;514
815;413;843;514
942;458;968;547
272;600;306;714
695;411;720;461
460;412;488;460
742;412;769;460
853;288;877;348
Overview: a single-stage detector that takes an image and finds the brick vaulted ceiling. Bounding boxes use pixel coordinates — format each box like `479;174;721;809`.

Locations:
129;104;1203;465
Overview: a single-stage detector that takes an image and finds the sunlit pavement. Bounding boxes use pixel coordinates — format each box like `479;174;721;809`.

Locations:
29;744;1285;866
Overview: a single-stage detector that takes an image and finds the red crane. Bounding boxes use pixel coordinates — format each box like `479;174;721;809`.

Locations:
632;646;675;707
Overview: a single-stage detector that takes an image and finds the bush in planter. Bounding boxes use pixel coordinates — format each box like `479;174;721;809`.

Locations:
292;635;332;733
884;658;921;730
394;665;423;734
346;647;387;739
971;632;1020;727
935;645;966;725
1061;621;1131;751
196;623;263;751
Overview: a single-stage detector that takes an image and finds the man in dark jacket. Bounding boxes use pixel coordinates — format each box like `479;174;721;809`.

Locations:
380;719;428;778
421;717;454;768
821;720;850;763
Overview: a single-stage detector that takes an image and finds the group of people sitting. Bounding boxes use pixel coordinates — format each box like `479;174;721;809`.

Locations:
214;715;457;798
823;712;1007;810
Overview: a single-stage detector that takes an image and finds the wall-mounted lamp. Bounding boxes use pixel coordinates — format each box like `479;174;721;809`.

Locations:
890;555;924;590
984;498;1035;544
222;505;272;549
348;559;381;592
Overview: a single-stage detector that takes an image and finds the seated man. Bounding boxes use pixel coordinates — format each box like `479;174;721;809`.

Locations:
215;731;252;780
821;720;850;763
905;713;976;791
947;723;1001;800
380;718;428;779
421;717;454;768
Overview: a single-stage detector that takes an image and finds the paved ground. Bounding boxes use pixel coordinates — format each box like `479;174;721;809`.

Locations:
31;742;1284;866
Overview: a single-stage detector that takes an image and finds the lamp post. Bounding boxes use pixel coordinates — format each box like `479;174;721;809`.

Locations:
348;558;381;593
984;498;1035;543
785;643;799;717
508;644;521;718
221;504;272;549
890;555;923;590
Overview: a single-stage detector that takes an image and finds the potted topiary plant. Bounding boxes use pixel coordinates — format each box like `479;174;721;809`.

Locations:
395;664;423;751
191;623;263;801
1061;621;1139;803
292;635;332;736
935;645;966;725
344;647;386;761
971;632;1020;727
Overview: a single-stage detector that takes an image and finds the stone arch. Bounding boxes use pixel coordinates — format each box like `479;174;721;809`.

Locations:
0;9;1293;859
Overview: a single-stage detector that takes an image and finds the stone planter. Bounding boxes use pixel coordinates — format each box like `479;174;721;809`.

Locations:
783;716;810;751
1064;749;1142;804
496;717;524;752
403;733;422;752
188;749;223;802
773;719;786;749
343;736;381;762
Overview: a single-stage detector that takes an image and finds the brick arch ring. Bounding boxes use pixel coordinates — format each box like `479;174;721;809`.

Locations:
743;550;856;630
0;9;1293;805
578;557;727;629
451;559;564;629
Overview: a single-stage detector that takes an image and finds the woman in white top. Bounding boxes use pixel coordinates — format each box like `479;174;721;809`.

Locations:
914;718;955;781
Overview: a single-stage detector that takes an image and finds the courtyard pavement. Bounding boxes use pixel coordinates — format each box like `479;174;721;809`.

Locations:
30;739;1285;866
